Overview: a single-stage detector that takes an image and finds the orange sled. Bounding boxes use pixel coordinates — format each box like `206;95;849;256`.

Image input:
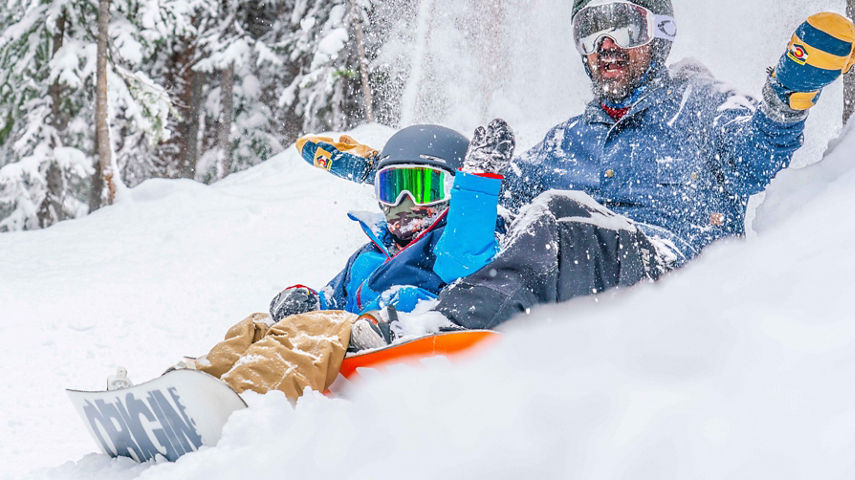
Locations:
337;329;499;381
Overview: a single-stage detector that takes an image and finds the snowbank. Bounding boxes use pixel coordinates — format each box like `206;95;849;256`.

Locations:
0;124;390;479
3;0;854;477
10;121;854;479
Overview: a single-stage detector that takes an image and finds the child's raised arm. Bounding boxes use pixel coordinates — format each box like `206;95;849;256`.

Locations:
434;120;515;283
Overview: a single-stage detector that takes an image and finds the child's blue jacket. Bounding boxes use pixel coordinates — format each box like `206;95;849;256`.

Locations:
318;172;502;314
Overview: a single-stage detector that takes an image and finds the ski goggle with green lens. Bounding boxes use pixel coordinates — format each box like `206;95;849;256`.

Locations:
374;164;454;207
572;1;676;55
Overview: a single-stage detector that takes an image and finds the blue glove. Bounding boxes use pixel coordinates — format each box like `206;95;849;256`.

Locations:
360;286;438;313
772;12;855;110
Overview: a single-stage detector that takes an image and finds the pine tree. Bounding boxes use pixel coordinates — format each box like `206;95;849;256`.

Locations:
111;0;200;185
349;0;375;122
193;0;285;182
282;0;377;133
0;0;391;230
0;0;96;231
0;0;177;230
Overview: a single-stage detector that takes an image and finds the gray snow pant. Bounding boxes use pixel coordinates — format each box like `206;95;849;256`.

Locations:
436;191;672;330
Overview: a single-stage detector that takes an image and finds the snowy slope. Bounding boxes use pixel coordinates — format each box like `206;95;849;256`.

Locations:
4;120;854;480
0;124;390;478
3;0;854;477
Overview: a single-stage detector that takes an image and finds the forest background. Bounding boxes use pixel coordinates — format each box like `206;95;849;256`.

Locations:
0;0;853;232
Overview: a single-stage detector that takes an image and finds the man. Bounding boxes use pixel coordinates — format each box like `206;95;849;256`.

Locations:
432;1;855;328
302;1;855;332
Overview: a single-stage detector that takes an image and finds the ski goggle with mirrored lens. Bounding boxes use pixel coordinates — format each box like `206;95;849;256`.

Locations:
572;1;676;55
374;164;454;207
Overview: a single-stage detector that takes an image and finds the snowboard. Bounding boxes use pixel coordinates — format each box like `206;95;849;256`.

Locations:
66;369;247;463
67;330;496;463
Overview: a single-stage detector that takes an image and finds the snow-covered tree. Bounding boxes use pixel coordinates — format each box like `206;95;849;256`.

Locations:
279;0;378;133
195;0;385;182
193;0;286;182
0;0;394;231
0;0;95;230
0;0;177;230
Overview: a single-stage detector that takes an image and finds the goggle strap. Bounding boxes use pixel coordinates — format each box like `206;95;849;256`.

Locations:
378;191;449;208
652;15;677;42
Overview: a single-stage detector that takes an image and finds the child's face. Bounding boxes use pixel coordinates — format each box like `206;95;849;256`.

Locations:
382;196;449;246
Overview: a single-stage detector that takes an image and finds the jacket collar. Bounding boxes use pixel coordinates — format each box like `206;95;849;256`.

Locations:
347;210;448;259
583;67;674;126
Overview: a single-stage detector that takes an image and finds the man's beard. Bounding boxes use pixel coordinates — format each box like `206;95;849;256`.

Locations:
593;76;637;103
591;68;650;104
590;50;650;104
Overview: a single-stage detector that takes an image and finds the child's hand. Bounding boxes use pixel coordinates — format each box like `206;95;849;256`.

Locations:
462;118;516;175
269;286;320;322
295;135;379;183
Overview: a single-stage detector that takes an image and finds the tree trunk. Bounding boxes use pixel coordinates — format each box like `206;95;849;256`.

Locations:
217;63;235;178
95;0;116;206
39;11;68;227
349;0;375;123
89;157;103;211
49;12;68;132
187;70;205;179
177;54;198;179
38;161;65;228
158;36;198;180
845;0;855;125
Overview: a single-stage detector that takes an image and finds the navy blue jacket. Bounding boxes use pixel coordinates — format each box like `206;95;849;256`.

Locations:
505;62;806;259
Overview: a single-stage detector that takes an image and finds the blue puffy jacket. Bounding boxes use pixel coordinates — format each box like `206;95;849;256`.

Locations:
505;62;806;260
317;172;501;314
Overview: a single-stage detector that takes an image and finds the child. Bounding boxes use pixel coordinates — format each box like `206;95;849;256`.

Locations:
128;122;515;401
269;123;507;323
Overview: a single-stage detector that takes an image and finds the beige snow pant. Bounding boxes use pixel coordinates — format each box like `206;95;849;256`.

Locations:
196;310;355;401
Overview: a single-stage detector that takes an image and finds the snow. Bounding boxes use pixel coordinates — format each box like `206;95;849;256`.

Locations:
5;120;855;479
0;123;388;479
114;28;144;66
3;0;855;478
312;28;349;70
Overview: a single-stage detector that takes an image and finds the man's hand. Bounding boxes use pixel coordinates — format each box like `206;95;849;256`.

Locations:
771;12;855;111
269;286;320;322
462;118;516;175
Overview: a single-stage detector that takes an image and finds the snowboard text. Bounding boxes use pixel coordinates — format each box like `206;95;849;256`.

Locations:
82;387;203;462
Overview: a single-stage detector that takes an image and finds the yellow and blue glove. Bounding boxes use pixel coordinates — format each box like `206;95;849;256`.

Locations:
295;134;379;183
771;12;855;111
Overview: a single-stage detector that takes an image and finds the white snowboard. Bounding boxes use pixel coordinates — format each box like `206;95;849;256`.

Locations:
66;369;247;462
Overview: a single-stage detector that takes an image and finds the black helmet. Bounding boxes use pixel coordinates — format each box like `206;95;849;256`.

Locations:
378;125;469;174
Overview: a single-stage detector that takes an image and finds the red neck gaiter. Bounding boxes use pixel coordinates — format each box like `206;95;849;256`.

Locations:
602;103;630;121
